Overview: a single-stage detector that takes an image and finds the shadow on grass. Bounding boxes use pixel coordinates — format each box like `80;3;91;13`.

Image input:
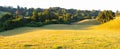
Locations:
0;27;40;36
0;24;96;36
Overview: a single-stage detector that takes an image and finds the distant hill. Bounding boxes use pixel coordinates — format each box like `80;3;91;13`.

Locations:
71;19;100;25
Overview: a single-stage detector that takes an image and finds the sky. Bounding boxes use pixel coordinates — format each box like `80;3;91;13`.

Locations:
0;0;120;12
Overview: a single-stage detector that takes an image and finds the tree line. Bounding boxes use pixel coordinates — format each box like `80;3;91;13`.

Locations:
0;6;116;32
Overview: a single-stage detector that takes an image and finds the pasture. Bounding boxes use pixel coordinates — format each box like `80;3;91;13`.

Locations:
0;19;120;49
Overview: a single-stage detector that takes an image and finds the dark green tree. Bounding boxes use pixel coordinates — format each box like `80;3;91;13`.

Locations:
0;13;13;22
96;10;115;23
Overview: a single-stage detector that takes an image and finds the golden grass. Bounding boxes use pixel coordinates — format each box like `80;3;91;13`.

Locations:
0;27;120;49
92;16;120;30
0;18;120;49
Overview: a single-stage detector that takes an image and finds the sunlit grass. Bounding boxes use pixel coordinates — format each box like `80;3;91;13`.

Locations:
0;18;120;49
92;16;120;30
0;28;120;49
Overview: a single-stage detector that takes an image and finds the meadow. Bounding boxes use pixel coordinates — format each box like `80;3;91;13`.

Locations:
0;19;120;49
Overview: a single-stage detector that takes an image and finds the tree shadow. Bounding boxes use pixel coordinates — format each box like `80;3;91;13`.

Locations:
0;27;40;36
0;24;96;36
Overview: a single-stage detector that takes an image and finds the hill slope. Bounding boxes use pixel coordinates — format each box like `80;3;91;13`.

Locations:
71;19;100;25
0;19;120;49
0;28;120;49
93;16;120;30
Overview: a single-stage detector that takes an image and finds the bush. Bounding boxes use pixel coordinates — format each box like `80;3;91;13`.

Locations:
0;17;26;31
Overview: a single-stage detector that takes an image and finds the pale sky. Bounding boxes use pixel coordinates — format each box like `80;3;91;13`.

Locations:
0;0;120;12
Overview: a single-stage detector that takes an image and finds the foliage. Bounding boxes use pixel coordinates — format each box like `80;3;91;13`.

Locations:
0;13;13;22
0;16;24;31
0;6;116;32
31;10;39;21
96;10;115;23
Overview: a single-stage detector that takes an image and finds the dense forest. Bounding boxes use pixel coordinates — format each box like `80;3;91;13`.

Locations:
0;6;117;32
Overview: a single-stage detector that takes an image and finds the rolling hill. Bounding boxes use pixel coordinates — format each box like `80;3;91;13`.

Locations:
93;16;120;30
0;19;120;49
71;19;100;25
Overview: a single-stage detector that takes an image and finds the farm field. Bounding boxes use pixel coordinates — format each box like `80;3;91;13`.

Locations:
0;19;120;49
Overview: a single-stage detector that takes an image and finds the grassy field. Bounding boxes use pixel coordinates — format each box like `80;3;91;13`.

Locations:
93;16;120;30
0;19;120;49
